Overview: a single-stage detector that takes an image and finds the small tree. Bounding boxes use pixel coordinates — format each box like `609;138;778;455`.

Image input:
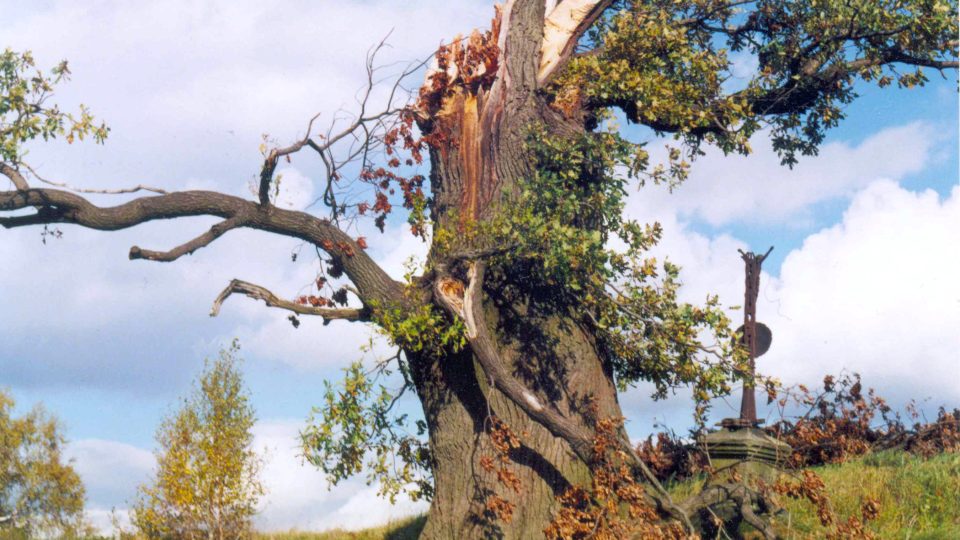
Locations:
0;389;89;537
132;341;264;539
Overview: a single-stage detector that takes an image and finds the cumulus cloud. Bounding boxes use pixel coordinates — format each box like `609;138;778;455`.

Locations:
633;122;938;226
273;167;315;210
0;0;462;388
66;439;156;508
253;419;428;531
616;121;956;430
765;180;960;402
621;179;960;433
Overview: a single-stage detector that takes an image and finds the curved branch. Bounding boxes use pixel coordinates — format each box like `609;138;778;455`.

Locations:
0;188;403;306
129;216;244;262
210;279;366;323
0;162;29;191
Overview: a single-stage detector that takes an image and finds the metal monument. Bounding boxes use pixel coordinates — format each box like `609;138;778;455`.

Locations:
701;247;790;476
727;246;774;428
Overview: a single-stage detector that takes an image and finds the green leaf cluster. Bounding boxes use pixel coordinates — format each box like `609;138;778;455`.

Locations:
1;49;108;165
373;303;467;359
556;0;958;166
486;125;748;427
301;360;433;504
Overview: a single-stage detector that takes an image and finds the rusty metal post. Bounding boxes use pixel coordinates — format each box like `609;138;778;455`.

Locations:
738;246;772;426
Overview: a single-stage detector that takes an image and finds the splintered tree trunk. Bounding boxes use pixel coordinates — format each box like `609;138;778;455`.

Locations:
408;2;623;536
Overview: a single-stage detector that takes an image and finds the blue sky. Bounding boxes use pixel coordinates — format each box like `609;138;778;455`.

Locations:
1;0;958;533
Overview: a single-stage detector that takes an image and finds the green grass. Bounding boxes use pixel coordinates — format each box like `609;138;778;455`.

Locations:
255;451;958;540
776;451;960;539
254;515;426;540
668;450;960;539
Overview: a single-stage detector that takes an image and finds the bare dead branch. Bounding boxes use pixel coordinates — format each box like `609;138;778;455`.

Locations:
210;278;366;322
22;162;168;194
129;216;245;262
260;36;430;222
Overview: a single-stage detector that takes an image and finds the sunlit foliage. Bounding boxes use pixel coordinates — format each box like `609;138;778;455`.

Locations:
556;0;957;166
131;341;264;539
0;48;108;165
0;389;89;537
301;352;434;505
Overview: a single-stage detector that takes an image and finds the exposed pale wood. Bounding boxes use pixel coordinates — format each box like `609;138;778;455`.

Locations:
538;0;612;85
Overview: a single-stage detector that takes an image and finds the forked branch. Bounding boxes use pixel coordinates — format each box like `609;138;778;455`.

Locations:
210;279;366;323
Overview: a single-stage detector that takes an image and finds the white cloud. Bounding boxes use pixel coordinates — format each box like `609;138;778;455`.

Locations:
254;419;428;532
621;179;960;432
85;506;131;536
273;167;315;210
67;439;154;509
619;122;957;426
0;0;457;385
764;180;960;402
633;122;937;226
1;0;493;190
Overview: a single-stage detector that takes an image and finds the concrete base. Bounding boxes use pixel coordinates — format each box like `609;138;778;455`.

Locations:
700;424;792;479
694;423;793;535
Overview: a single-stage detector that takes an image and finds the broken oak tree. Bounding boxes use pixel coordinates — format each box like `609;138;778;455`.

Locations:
1;1;956;537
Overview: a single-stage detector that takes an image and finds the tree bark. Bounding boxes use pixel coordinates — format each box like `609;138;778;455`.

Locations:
409;3;626;536
411;301;624;539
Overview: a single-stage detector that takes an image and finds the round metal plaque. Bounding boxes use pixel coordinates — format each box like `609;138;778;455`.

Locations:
736;322;772;357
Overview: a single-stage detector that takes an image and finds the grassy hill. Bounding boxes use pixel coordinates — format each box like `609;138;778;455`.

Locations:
254;516;425;540
772;450;959;539
668;450;960;539
257;450;958;539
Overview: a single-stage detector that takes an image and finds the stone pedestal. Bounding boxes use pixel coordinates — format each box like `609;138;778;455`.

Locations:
700;422;792;481
695;421;793;535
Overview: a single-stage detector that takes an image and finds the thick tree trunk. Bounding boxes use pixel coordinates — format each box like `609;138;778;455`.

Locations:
407;3;622;536
411;307;624;539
